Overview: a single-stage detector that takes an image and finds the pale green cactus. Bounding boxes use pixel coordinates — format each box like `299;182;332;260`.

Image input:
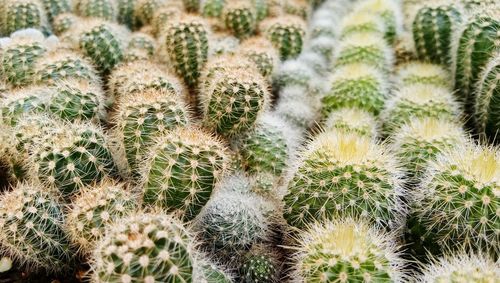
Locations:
324;108;378;140
0;0;47;36
396;62;451;89
223;0;257;39
73;0;116;21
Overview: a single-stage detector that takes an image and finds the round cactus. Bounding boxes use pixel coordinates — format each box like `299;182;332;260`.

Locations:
474;52;500;141
0;182;75;273
34;50;99;85
283;131;405;230
114;89;190;176
116;0;139;29
307;36;336;64
150;5;183;36
29;120;117;198
142;127;228;221
134;0;165;26
339;11;385;38
251;0;267;21
353;0;402;44
91;213;194;282
162;16;209;88
208;32;239;56
0;86;49;126
240;246;280;283
412;142;500;256
202;67;270;137
52;12;79;35
127;32;156;56
73;0;116;21
223;1;257;39
66;179;137;254
412;3;463;65
324;108;378;140
390;118;466;183
0;0;47;36
322;63;388;116
334;32;394;73
417;253;500;282
40;0;71;22
273;59;319;92
260;16;306;60
396;62;451;88
283;0;310;19
202;0;225;18
292;218;406;282
382;84;461;134
192;256;234;283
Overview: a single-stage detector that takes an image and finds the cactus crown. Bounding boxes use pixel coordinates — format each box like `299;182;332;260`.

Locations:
396;62;450;88
324;108;378;139
34;50;99;85
340;11;385;37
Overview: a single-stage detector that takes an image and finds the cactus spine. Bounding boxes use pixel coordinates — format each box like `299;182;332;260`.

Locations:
0;37;46;87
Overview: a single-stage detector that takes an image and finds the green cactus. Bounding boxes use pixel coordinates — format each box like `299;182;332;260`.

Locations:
413;142;500;256
73;0;116;21
192;256;233;283
0;87;48;126
453;12;500;114
202;68;269;137
397;62;451;88
335;32;393;73
223;1;256;39
474;52;500;141
41;0;71;22
115;89;190;176
240;246;280;283
292;218;406;282
116;0;139;29
142;127;228;221
283;0;309;19
0;37;46;87
34;50;99;85
52;12;78;35
283;131;405;230
202;0;225;18
30;120;117;198
261;16;306;60
91;213;194;282
66;179;137;254
78;21;125;74
340;11;385;38
308;36;336;64
324;108;378;140
163;16;209;88
128;32;156;56
252;0;267;21
322;63;388;116
151;5;183;36
412;4;463;65
0;0;47;36
381;84;461;134
208;32;239;56
0;182;75;273
391;118;466;183
417;253;500;282
135;0;164;26
238;37;277;78
353;0;402;44
274;87;319;131
182;0;199;12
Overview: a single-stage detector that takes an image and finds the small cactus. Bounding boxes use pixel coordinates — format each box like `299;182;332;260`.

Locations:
142;127;228;221
201;0;225;18
292;218;406;282
40;0;71;22
261;16;306;60
183;0;200;13
324;108;378;140
52;12;79;35
222;0;257;39
251;0;267;21
192;256;234;283
0;86;48;126
396;62;451;88
0;182;75;273
150;5;183;36
412;142;500;256
127;32;156;56
240;246;280;283
273;59;319;92
339;11;385;38
134;0;165;26
116;0;139;29
0;0;47;36
283;131;405;230
353;0;402;44
91;213;195;282
73;0;116;21
66;179;137;254
34;50;99;85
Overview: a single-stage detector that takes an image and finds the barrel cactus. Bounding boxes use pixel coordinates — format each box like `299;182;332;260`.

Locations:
0;0;47;35
223;0;256;39
323;108;378;140
34;50;99;85
240;246;280;283
339;11;385;38
202;0;225;18
396;62;451;89
260;16;306;60
73;0;116;21
150;5;183;36
284;131;405;230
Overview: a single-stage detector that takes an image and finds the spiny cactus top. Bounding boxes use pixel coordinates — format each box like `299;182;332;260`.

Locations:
292;218;406;283
273;58;318;92
413;142;500;256
240;246;280;283
417;253;500;283
73;0;116;21
201;0;225;18
91;213;194;282
284;131;406;230
0;182;75;273
142;127;228;221
162;15;209;88
127;32;156;56
283;0;310;19
66;179;137;254
40;0;71;22
322;63;389;116
260;16;306;61
52;12;79;35
339;11;386;38
150;5;184;36
0;0;47;36
324;108;378;140
192;256;234;283
0;86;49;126
222;0;257;39
353;0;403;44
202;67;270;137
396;62;451;89
134;0;165;26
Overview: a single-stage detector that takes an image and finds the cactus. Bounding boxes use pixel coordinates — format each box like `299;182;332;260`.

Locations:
73;0;116;21
252;0;267;21
202;67;269;137
202;0;225;18
114;89;190;176
142;127;228;221
0;0;47;36
417;253;500;282
307;36;336;64
381;84;461;134
0;36;46;87
412;142;500;256
273;59;318;91
283;0;310;19
274;86;319;131
0;87;49;126
396;62;451;88
78;20;126;74
283;131;405;230
391;118;466;183
193;256;234;283
29;120;117;198
52;12;79;35
292;218;406;282
128;32;156;56
261;16;306;60
240;246;280;283
116;0;139;29
412;3;463;65
40;0;70;23
324;108;378;140
182;0;199;12
309;17;336;39
34;50;99;85
151;5;183;36
208;32;239;56
91;213;195;282
453;11;500;114
238;113;299;177
223;1;256;39
322;63;389;116
0;182;75;273
474;52;500;141
163;16;209;88
334;32;394;73
353;0;402;44
66;179;137;254
339;11;385;38
134;0;165;26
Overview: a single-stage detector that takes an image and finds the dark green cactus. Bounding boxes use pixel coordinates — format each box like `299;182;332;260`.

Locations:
223;1;257;39
41;0;71;22
475;52;500;140
261;16;306;60
135;0;164;26
0;37;46;87
202;0;225;18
